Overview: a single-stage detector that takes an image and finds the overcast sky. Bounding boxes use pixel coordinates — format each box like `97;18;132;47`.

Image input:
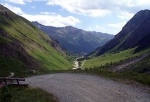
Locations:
1;0;150;35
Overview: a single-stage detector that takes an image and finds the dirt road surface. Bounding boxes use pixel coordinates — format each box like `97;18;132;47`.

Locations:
24;73;150;102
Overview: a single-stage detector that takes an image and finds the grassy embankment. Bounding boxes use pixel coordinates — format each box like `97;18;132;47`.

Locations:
82;48;149;69
0;12;73;77
2;16;72;69
80;48;150;86
0;86;59;102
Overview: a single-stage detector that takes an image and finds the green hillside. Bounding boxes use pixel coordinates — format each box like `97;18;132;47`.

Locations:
83;10;150;72
0;5;72;77
82;48;150;69
79;10;150;86
81;48;150;86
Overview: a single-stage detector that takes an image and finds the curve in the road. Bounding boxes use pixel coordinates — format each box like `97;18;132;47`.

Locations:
24;73;150;102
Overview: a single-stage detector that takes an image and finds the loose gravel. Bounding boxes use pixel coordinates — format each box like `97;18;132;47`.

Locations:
24;73;150;102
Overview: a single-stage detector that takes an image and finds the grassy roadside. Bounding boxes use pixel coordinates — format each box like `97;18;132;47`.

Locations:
82;48;150;69
78;48;150;87
0;86;59;102
81;68;150;86
77;57;150;87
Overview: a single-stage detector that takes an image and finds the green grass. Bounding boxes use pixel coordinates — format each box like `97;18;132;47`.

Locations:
82;68;150;86
80;48;150;86
127;54;150;73
0;53;73;77
0;86;59;102
0;55;28;77
0;8;73;73
82;48;150;69
30;48;72;70
0;35;12;43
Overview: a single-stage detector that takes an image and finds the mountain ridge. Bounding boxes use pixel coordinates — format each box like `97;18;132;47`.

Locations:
32;21;114;55
91;9;150;56
82;9;150;74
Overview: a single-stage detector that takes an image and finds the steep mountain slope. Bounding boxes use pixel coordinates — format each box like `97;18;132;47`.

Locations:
0;5;72;77
32;22;114;55
82;10;150;74
92;10;150;56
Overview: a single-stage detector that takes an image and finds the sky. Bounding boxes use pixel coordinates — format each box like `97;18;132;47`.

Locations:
0;0;150;35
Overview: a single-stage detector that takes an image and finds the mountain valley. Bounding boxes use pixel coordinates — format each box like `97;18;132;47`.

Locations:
1;2;150;102
0;4;150;86
32;22;114;55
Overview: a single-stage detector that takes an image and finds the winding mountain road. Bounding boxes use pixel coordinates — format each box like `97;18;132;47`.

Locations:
24;73;150;102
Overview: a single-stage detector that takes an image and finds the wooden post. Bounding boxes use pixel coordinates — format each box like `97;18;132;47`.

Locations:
4;77;7;85
17;79;19;85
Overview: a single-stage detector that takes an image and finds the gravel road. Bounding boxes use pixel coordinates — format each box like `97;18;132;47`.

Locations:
24;73;150;102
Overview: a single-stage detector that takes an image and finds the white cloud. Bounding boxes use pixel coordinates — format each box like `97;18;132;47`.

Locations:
5;0;33;4
3;0;150;35
96;25;101;29
46;0;150;34
85;9;111;17
47;0;150;17
117;11;134;20
2;3;80;27
5;0;25;5
47;0;112;17
107;22;126;29
128;0;150;7
22;14;80;27
96;25;121;35
40;12;57;15
95;25;107;32
95;25;116;34
86;27;92;31
3;3;24;15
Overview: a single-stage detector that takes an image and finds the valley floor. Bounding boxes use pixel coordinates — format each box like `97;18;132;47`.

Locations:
72;60;79;70
23;73;150;102
72;58;86;70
